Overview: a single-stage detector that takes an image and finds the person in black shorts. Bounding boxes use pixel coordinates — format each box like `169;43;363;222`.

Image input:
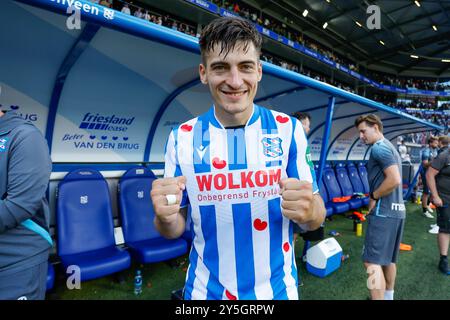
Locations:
426;142;450;275
355;114;405;300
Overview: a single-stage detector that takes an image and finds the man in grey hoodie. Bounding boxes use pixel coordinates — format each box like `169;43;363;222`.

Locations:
0;109;52;300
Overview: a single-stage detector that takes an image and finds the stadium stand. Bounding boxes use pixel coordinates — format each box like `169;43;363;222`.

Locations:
101;0;449;129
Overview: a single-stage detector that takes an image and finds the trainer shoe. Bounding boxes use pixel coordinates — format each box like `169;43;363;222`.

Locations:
438;258;448;275
426;206;434;214
423;211;434;218
429;225;439;234
430;224;438;228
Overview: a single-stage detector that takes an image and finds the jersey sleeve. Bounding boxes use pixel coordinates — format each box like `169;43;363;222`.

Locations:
286;118;319;194
372;142;397;171
163;129;189;207
421;149;430;162
0;128;52;233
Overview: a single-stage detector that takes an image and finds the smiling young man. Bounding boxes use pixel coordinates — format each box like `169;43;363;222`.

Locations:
150;17;325;300
355;114;405;300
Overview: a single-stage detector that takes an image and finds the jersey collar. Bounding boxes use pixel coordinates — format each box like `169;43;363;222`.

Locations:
207;104;261;129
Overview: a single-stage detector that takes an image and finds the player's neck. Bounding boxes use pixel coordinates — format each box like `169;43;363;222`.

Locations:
373;134;384;144
214;104;254;127
0;111;4;118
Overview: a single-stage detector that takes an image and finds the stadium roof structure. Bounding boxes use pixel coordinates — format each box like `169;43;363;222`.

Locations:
246;0;450;78
1;0;445;180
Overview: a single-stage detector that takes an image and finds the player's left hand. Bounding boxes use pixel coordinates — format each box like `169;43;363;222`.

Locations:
279;178;314;224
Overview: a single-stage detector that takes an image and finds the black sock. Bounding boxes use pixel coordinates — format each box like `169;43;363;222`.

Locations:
440;255;447;260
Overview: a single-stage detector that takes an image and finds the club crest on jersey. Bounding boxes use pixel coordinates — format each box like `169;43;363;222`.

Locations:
262;137;283;158
0;138;9;152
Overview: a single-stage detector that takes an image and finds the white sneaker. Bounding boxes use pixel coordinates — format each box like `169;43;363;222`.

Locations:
426;206;434;214
423;211;434;218
428;225;439;234
430;224;437;228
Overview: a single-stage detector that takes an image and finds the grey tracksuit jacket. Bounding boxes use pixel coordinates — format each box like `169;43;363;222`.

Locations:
0;111;52;274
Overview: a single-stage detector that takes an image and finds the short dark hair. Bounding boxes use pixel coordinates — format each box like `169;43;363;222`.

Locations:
292;112;311;121
199;17;262;64
354;114;383;132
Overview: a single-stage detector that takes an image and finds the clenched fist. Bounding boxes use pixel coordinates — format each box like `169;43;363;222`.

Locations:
279;178;314;224
151;176;186;225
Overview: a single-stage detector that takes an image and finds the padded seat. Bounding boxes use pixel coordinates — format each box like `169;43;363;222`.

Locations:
118;167;188;264
322;165;350;214
317;173;334;217
60;246;130;281
57;169;131;282
347;163;369;206
127;238;187;263
357;162;370;194
335;163;363;209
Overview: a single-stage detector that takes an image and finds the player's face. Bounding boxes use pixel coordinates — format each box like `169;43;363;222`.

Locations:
301;118;310;135
199;41;262;117
357;122;379;145
430;140;438;149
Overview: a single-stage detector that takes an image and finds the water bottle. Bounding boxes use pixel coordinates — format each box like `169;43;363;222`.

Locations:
356;222;363;237
134;270;142;295
341;254;350;262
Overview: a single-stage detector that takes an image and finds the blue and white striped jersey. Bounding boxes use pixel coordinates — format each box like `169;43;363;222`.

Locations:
164;104;318;300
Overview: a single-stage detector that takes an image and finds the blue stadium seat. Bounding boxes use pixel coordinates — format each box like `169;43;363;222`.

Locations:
118;167;188;264
314;165;334;217
57;169;131;282
318;175;334;217
334;163;363;209
347;163;369;206
46;262;55;291
322;165;350;214
357;162;370;194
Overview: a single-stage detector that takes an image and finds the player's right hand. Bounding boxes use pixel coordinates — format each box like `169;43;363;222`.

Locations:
151;176;186;224
431;194;443;207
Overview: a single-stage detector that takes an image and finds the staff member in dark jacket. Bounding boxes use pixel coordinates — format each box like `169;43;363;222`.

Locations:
0;110;52;300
